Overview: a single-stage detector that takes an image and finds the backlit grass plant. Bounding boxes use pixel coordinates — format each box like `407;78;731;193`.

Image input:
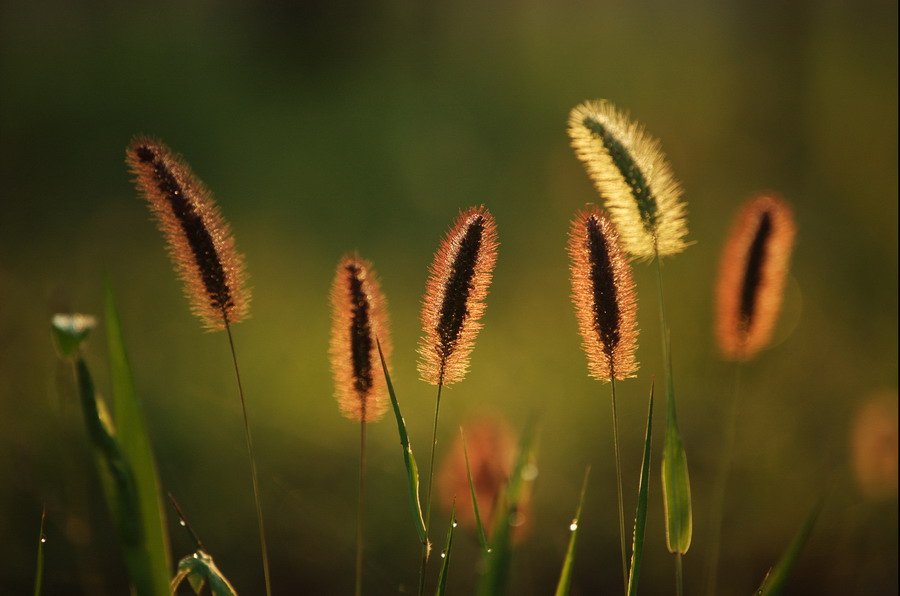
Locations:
126;137;270;596
569;98;693;595
36;106;834;596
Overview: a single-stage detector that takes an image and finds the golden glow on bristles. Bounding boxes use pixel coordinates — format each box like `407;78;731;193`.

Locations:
126;136;249;331
437;414;531;541
418;206;499;386
329;255;391;423
568;206;639;381
715;193;796;361
568;99;688;259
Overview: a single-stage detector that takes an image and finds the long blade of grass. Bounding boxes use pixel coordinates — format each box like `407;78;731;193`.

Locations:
461;427;491;553
377;337;427;544
661;395;692;556
627;381;655;596
434;504;457;596
75;356;164;595
33;507;46;596
104;280;172;588
554;465;591;596
755;495;825;596
476;416;538;596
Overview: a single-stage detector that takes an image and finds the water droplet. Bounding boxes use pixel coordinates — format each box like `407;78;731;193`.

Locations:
487;548;493;553
179;520;187;527
522;463;539;481
40;537;47;543
569;522;578;532
452;522;458;528
440;552;446;559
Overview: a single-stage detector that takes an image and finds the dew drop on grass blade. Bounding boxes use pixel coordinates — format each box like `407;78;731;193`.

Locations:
554;466;591;596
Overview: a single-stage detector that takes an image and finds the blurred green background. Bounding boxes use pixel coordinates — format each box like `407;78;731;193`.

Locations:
1;0;897;594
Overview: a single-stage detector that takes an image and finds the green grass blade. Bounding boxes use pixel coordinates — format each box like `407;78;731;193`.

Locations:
377;338;427;544
661;384;692;555
104;279;172;588
461;427;491;553
627;381;655;596
435;505;457;596
172;551;237;596
74;355;164;595
755;496;825;596
554;466;591;596
476;417;538;596
33;507;45;596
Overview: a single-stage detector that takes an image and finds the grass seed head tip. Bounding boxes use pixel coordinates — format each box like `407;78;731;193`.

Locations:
126;136;249;331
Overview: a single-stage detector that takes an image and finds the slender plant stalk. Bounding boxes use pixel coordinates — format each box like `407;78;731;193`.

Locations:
609;377;628;594
654;256;683;596
703;362;742;596
418;382;444;596
356;421;367;596
224;319;272;596
675;553;684;596
168;492;206;551
33;506;45;596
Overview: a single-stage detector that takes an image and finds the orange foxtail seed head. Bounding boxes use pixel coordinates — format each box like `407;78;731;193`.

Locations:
437;413;532;542
329;255;391;423
418;206;499;386
126;137;249;331
715;193;796;361
568;206;639;381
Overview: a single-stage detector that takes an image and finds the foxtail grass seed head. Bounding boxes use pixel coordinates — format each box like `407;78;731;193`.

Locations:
568;99;688;259
715;193;796;361
126;137;249;331
437;414;531;542
418;206;499;386
568;206;639;381
329;255;391;423
851;392;898;500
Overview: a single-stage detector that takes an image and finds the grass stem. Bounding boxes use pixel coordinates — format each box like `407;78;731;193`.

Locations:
675;552;684;596
703;361;742;596
610;377;628;594
418;382;444;596
224;319;272;596
356;421;367;596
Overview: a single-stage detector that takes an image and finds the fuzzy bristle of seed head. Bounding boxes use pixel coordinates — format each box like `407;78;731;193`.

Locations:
568;206;639;381
126;136;250;331
418;206;499;386
715;193;796;361
567;99;688;260
329;254;391;423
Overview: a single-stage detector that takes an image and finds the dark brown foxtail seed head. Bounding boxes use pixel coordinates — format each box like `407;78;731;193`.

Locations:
716;193;796;361
126;136;249;330
330;254;391;422
568;206;639;381
418;206;499;386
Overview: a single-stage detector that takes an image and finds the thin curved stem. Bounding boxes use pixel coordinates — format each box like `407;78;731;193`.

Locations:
703;361;743;596
356;421;367;596
610;377;628;594
418;382;444;596
224;319;272;596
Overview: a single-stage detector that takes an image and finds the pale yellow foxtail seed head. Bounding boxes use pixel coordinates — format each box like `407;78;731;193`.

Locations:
567;100;688;259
